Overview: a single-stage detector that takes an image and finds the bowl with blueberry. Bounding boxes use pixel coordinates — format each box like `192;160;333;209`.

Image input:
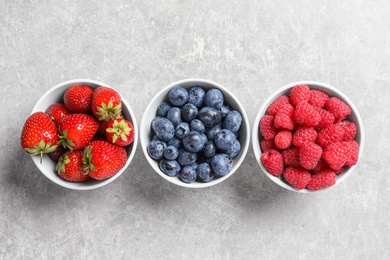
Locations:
140;79;250;188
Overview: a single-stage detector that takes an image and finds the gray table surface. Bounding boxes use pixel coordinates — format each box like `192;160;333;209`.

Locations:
1;0;389;259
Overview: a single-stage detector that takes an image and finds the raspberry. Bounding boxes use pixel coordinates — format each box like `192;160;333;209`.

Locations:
325;97;352;122
281;146;301;168
274;104;295;130
337;120;357;141
345;140;359;167
322;141;350;170
261;149;284;176
260;139;277;152
311;158;329;174
292;126;317;147
274;130;292;149
293;102;321;127
299;141;323;170
307;169;336;190
283;167;311;190
334;167;345;175
317;108;335;129
267;95;292;116
316;124;345;147
308;90;329;108
259;115;277;140
290;84;310;106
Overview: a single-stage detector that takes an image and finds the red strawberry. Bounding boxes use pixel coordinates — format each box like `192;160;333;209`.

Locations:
46;103;71;125
299;141;322;170
325;97;352;122
292;126;317;147
294;102;321;127
316;124;345;147
259;115;277;140
322;141;350;170
105;118;135;147
267;95;291;116
316;108;335;129
56;151;90;182
63;85;93;113
345;140;359;167
281;146;301;168
274;130;292;150
283;167;311;190
261;149;284;176
274;104;295;130
91;86;122;121
337;120;357;141
82;140;127;180
290;84;310;106
260;139;277;152
59;113;100;150
308;90;329;108
20;112;59;162
307;169;336;190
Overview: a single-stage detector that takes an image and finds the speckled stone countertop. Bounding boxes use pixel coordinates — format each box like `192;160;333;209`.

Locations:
1;1;389;259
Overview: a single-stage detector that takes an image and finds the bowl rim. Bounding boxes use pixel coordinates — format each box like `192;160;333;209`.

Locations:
30;78;138;190
252;80;365;193
140;78;250;188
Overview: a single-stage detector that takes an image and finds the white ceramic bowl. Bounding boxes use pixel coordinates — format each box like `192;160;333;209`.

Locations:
30;79;138;190
140;78;250;188
252;81;364;193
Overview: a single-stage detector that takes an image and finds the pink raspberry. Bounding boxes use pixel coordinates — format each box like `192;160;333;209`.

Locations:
316;124;345;147
345;140;359;167
274;104;295;130
260;139;277;152
325;97;352;122
274;130;293;149
290;84;310;106
322;141;350;170
281;146;301;168
261;149;284;176
259;115;277;140
317;108;335;129
299;141;323;170
311;159;329;175
294;102;321;127
337;120;357;141
292;126;317;147
267;95;292;116
307;169;337;190
308;90;329;108
283;167;311;190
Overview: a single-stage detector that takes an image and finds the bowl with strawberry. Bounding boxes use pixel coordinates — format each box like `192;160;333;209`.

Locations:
252;81;364;192
20;79;138;190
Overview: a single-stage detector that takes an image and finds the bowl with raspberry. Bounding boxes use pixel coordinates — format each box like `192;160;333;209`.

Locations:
252;81;364;192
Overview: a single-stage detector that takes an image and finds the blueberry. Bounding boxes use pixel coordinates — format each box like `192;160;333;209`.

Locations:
190;119;205;133
198;106;222;128
214;129;236;150
175;122;190;139
169;86;188;107
147;139;167;160
204;88;224;109
183;131;204;152
180;166;197;183
211;154;233;176
223;110;242;132
219;105;231;118
157;102;172;117
196;163;214;182
167;107;182;127
177;148;198;166
159;159;181;177
223;139;241;158
167;137;183;149
187;86;205;108
164;145;179;160
189;162;199;170
206;124;222;140
181;103;198;123
203;141;216;157
152;118;175;141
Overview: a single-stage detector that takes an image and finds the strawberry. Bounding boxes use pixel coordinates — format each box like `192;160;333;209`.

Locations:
307;169;336;190
267;95;291;116
274;130;292;150
261;149;284;176
322;141;350;170
56;151;90;182
82;140;127;180
290;84;310;106
259;115;277;140
20;112;59;162
46;103;71;125
292;126;317;147
274;104;295;130
91;86;122;121
316;124;345;147
63;85;93;113
105;118;135;147
299;141;322;170
281;146;301;168
308;90;329;109
283;167;311;190
325;97;352;122
293;102;321;127
59;113;100;150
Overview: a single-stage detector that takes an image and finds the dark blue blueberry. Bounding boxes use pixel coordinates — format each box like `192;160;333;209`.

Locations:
175;122;190;139
198;106;222;128
168;86;188;107
167;107;182;127
157;102;172;117
152;118;175;142
181;103;198;123
147;139;167;160
190;119;205;133
214;129;236;150
200;133;208;145
206;124;222;140
187;86;205;108
219;105;231;118
203;141;216;158
183;131;205;152
163;145;179;160
180;166;197;183
159;159;181;177
204;88;224;109
151;116;163;130
196;163;214;182
223;110;242;132
167;137;183;149
210;154;233;176
177;148;198;166
223;139;241;158
189;162;199;170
